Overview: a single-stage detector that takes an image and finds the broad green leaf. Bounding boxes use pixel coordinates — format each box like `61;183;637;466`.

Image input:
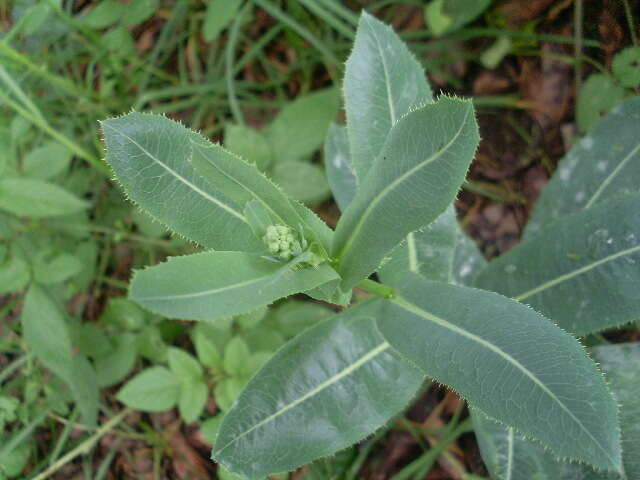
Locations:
0;178;88;218
452;227;487;285
33;252;82;285
473;343;640;480
376;274;622;472
95;333;137;387
201;415;224;443
116;366;180;412
192;327;223;371
525;96;640;238
0;442;30;478
22;285;98;426
236;306;268;330
379;206;457;286
23;142;71;180
212;301;425;479
223;336;251;377
265;88;340;162
214;377;245;412
245;352;272;378
612;47;640;88
104;26;135;55
120;0;158;26
324;124;357;211
332;97;479;290
425;0;492;36
101;113;260;251
68;355;99;428
219;466;252;480
79;0;124;28
268;299;333;337
189;137;328;252
471;407;562;480
344;12;432;181
129;251;340;321
168;347;203;380
271;161;331;205
583;343;640;479
21;284;73;382
75;323;111;358
576;74;625;132
100;298;147;331
179;379;208;423
0;255;30;294
203;0;243;42
476;193;640;335
136;325;168;363
225;124;273;171
133;209;167;238
242;325;285;353
379;204;486;287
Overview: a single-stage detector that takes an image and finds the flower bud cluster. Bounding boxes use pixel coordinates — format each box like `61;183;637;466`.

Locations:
263;225;302;260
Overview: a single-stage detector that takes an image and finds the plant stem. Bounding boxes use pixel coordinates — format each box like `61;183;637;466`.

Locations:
356;279;396;298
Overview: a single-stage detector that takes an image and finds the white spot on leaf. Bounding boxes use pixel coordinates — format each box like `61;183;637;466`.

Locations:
580;136;594;149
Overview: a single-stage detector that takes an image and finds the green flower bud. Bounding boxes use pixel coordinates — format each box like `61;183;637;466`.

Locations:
262;224;302;260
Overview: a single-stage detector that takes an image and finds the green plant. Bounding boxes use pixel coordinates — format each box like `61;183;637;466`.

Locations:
576;46;640;132
101;11;637;480
115;301;332;432
424;0;492;37
224;88;340;205
471;95;640;480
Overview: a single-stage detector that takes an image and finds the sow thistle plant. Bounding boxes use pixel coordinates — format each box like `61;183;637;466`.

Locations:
101;12;640;480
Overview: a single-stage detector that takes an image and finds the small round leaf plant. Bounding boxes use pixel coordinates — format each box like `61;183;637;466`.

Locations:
101;11;639;480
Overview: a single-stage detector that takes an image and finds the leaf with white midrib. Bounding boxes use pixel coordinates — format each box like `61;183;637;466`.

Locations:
332;96;479;289
215;342;391;455
390;297;609;456
476;193;640;335
339;104;471;258
379;206;459;286
524;96;640;239
103;122;246;221
584;141;640;209
376;274;622;472
212;300;424;479
130;251;340;321
471;407;562;480
188;136;329;253
473;343;640;480
344;11;433;181
101;113;260;252
513;244;640;301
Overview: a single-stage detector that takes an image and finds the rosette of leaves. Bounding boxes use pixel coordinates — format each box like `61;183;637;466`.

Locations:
102;12;631;480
